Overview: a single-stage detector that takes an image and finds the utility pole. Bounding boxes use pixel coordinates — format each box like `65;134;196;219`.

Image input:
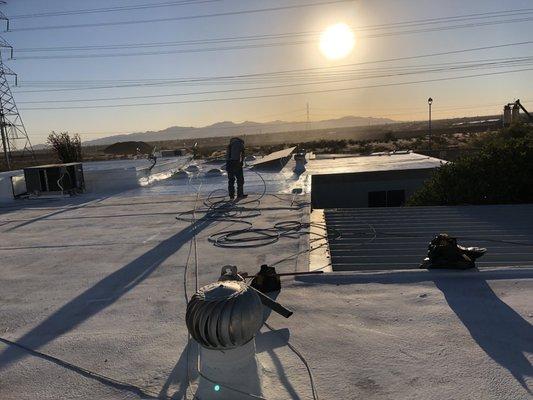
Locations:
0;3;35;170
306;102;310;131
427;97;433;150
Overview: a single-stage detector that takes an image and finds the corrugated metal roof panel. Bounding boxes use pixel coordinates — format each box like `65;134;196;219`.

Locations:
325;204;533;271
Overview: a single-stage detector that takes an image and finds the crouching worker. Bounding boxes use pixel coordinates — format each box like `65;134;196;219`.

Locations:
226;137;247;200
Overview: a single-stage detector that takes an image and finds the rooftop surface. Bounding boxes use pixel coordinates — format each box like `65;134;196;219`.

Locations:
306;152;446;176
0;163;531;399
84;156;189;172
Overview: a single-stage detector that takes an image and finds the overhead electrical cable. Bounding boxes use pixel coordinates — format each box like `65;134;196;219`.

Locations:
16;57;533;104
19;67;533;111
12;9;533;53
11;41;533;93
9;17;533;59
10;0;221;19
7;0;355;32
352;9;533;31
12;39;314;60
8;6;533;33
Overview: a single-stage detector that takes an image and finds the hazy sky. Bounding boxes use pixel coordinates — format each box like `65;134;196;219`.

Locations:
2;0;533;144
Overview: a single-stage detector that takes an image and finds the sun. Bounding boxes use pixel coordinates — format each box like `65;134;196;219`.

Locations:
319;23;355;60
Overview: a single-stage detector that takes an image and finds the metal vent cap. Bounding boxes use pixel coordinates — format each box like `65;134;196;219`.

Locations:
186;280;263;349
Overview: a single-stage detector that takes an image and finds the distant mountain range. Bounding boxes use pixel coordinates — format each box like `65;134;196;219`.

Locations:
71;115;394;147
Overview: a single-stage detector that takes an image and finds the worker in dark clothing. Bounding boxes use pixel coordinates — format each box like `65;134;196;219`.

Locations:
226;137;247;200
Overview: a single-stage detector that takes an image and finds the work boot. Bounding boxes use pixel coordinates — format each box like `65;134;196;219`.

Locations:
236;194;248;200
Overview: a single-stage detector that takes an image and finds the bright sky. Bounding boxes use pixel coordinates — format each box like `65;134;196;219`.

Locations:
2;0;533;144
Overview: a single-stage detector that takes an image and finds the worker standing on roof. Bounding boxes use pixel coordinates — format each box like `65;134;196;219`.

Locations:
226;137;247;200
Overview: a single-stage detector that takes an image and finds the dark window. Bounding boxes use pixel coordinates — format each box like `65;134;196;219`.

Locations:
387;190;405;207
368;191;387;207
368;190;406;207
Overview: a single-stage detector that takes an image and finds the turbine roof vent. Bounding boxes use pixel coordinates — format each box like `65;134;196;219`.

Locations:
186;280;263;349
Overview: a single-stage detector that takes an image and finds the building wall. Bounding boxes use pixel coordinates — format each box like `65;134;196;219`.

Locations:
84;168;139;193
0;171;25;203
311;168;436;209
0;176;14;203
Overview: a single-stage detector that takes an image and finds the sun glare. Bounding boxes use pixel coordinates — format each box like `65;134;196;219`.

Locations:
319;23;355;60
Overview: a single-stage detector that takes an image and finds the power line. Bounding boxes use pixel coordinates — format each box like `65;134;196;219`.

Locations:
10;0;221;19
19;67;533;111
12;41;533;93
8;6;533;34
11;39;313;60
353;7;533;29
9;16;533;60
8;0;355;32
16;57;533;104
12;9;533;53
363;16;533;38
15;33;318;53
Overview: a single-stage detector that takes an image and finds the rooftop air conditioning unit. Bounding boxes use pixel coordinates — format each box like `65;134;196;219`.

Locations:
23;163;85;196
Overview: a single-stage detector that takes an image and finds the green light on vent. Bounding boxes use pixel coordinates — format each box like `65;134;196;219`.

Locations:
214;384;221;392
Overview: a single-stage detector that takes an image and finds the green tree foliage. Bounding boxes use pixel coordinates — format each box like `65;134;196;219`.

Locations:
47;132;83;163
408;124;533;206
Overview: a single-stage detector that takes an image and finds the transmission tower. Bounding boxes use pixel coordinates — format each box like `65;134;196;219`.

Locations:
0;2;34;170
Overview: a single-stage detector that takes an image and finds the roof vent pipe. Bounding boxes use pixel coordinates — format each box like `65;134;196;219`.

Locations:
186;267;264;399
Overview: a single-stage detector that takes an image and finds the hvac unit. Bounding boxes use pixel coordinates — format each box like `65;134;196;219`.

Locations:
24;163;85;195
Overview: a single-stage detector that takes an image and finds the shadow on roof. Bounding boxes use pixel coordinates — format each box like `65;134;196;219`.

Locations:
296;268;533;392
0;203;224;371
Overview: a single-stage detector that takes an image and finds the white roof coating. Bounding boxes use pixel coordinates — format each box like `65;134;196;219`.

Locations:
131;157;309;197
83;156;190;172
0;154;531;399
307;152;446;176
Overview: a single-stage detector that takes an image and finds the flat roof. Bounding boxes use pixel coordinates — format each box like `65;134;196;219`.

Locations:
83;156;189;172
307;152;446;176
0;160;531;399
24;162;82;169
325;204;533;271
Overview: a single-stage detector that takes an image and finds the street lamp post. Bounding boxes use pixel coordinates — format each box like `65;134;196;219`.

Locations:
428;97;433;150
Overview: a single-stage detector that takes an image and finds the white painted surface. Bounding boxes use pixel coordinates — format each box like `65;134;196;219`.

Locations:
0;193;531;399
0;171;24;203
197;340;263;400
307;152;446;175
82;156;191;193
84;167;140;193
0;175;14;203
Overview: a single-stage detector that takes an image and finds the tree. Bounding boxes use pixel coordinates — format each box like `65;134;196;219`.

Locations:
47;132;83;163
408;124;533;206
384;131;396;142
